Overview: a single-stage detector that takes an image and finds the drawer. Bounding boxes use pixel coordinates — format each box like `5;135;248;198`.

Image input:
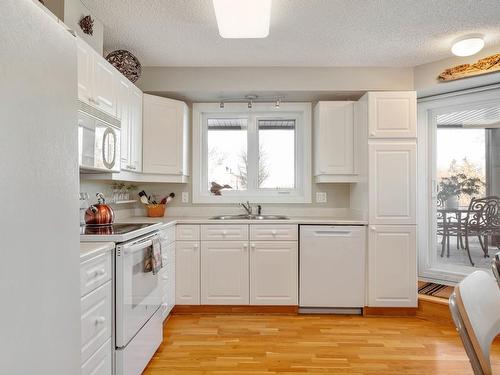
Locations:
176;224;200;241
160;224;176;244
80;251;112;297
81;338;112;375
250;224;298;241
81;281;112;364
201;224;248;241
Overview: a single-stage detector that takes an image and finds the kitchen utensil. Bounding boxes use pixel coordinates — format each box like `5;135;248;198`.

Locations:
84;193;114;225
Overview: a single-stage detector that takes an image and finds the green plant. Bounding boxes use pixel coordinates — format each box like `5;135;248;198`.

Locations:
437;172;484;203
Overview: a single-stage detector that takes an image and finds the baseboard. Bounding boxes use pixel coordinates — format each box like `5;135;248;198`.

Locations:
363;306;417;316
171;305;298;315
416;295;453;325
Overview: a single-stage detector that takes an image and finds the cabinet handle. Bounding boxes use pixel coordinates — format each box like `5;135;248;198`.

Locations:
222;230;227;236
193;243;199;249
370;226;376;231
370;132;375;136
271;230;277;236
243;243;248;250
96;269;106;276
95;316;106;324
251;243;256;250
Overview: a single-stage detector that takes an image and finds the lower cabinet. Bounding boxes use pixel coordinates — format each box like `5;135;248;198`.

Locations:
367;225;417;307
81;339;112;375
250;241;298;305
175;241;200;305
201;241;249;304
175;224;299;306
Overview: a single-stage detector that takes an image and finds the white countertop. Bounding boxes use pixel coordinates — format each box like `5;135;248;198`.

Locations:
80;241;114;262
117;212;368;226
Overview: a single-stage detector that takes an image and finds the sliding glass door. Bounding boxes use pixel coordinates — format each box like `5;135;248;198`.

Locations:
418;87;500;283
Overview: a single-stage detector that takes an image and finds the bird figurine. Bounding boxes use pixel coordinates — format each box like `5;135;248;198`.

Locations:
210;182;232;195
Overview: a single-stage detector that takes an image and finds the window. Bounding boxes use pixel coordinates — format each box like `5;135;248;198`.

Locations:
193;102;311;203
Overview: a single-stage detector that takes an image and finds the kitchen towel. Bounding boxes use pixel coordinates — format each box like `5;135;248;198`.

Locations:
151;237;163;274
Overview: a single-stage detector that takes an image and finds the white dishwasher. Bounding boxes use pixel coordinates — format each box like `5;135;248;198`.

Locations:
299;225;366;313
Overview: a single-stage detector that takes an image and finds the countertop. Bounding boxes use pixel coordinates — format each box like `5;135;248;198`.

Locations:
117;212;368;226
80;241;114;262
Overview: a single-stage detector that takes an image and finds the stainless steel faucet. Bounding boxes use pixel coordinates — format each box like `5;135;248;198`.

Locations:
240;201;252;215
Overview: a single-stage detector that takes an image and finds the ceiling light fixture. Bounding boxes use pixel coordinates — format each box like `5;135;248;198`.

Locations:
275;98;281;108
213;0;272;39
219;101;224;109
451;36;485;57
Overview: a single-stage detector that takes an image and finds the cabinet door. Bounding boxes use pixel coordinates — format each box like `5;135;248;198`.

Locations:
93;58;117;117
201;241;249;305
167;242;176;312
143;94;188;175
367;225;417;307
369;142;416;225
76;38;93;104
116;76;131;170
175;241;200;305
368;91;416;138
250;241;298;305
129;85;143;172
314;101;355;175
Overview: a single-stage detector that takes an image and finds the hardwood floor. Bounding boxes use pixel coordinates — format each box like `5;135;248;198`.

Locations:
144;314;500;374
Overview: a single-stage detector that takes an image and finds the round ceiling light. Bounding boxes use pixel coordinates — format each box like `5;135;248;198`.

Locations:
451;36;485;57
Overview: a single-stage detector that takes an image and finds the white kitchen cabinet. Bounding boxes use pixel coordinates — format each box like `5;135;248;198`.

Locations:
117;76;143;172
175;241;200;305
159;225;175;318
76;37;117;117
250;241;298;305
314;101;357;183
368;141;416;225
143;94;189;178
201;241;249;305
367;225;417;307
367;92;416;138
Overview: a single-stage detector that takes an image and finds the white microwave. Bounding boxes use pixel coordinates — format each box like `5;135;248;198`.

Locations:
78;101;121;173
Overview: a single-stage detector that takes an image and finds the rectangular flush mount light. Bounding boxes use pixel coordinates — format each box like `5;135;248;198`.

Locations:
213;0;271;38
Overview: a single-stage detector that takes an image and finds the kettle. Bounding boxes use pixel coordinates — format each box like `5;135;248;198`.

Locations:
85;193;114;225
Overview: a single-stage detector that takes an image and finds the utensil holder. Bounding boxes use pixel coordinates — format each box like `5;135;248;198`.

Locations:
146;204;166;217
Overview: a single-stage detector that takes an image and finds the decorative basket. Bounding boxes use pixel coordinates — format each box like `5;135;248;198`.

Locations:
146;204;166;217
105;50;142;83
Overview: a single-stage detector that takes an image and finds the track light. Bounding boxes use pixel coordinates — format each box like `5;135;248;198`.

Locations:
248;100;253;109
275;98;280;108
219;101;224;109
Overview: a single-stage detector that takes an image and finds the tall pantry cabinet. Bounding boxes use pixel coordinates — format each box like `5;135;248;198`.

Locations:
351;91;418;308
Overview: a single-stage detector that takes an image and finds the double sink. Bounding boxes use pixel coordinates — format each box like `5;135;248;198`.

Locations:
210;214;289;220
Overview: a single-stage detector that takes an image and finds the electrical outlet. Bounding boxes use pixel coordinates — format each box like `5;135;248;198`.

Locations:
181;191;189;203
316;192;327;203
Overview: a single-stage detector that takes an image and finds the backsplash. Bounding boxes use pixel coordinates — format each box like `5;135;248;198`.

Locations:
80;178;351;218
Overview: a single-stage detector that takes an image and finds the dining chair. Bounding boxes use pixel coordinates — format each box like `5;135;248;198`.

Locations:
464;196;500;266
492;252;500;288
449;270;500;375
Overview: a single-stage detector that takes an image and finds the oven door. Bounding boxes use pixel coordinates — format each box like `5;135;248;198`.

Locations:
116;233;162;347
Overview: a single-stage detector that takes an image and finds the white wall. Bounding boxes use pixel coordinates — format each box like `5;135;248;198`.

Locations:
414;45;500;98
0;1;80;373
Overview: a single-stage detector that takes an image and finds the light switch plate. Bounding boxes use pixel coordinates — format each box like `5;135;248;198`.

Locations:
316;192;327;203
181;191;189;203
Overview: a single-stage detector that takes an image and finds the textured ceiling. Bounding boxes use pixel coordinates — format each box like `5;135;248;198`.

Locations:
82;0;500;67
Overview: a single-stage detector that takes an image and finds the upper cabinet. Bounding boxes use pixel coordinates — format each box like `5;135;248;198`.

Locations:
76;38;117;117
313;101;357;183
117;76;142;172
143;94;189;178
367;91;416;138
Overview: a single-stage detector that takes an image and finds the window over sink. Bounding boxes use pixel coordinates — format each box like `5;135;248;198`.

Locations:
193;102;311;203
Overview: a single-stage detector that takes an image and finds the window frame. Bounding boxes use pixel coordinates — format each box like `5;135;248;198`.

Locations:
192;102;312;204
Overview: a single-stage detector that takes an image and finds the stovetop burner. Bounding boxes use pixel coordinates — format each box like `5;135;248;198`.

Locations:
80;223;154;235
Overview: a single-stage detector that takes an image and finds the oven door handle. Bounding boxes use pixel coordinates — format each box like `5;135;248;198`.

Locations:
124;239;154;254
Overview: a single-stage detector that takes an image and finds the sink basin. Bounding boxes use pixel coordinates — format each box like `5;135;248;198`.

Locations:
210;214;289;220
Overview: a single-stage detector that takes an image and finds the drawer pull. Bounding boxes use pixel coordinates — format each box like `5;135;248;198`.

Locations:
86;268;106;279
95;316;106;325
271;230;277;236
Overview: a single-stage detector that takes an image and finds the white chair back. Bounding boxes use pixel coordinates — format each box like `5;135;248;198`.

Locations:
449;270;500;375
